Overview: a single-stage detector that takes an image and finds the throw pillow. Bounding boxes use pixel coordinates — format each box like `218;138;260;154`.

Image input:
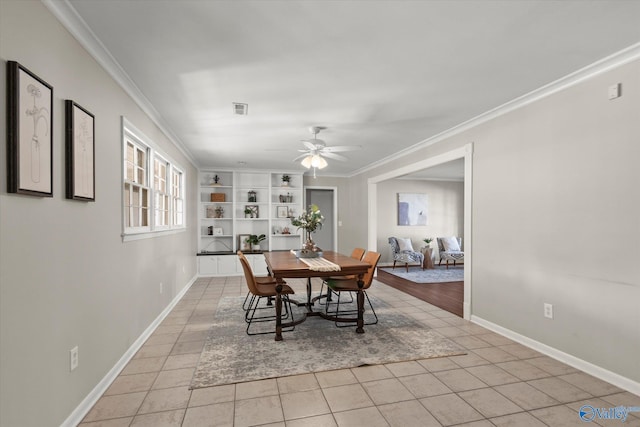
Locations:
442;237;461;252
397;238;414;252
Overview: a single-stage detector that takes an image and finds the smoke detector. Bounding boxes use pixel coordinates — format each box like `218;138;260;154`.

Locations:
233;102;248;115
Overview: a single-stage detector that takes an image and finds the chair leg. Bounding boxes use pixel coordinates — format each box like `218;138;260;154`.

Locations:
446;260;449;269
246;295;295;335
405;263;409;273
392;261;397;270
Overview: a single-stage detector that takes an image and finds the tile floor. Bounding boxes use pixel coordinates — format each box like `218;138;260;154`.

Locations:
79;276;640;427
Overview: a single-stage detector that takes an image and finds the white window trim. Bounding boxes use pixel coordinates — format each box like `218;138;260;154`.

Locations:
121;117;186;242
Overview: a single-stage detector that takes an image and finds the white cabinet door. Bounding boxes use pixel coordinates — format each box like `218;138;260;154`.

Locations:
250;254;269;276
217;255;237;275
198;256;218;275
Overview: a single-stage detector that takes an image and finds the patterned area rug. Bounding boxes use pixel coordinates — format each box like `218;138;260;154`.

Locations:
190;295;465;389
379;265;464;283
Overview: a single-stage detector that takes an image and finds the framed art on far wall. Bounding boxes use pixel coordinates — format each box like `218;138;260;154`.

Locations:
6;61;53;197
238;234;251;251
65;100;95;201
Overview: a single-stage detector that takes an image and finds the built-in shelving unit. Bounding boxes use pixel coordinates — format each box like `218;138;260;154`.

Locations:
197;169;304;275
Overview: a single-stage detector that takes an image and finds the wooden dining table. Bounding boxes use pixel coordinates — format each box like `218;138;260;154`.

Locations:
263;250;372;341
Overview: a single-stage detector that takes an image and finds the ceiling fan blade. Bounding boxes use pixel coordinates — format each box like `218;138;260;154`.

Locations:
301;140;317;151
322;145;361;153
292;153;310;162
321;152;349;161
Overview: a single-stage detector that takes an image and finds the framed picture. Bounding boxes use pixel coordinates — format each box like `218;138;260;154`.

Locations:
277;206;289;218
6;61;53;197
245;205;259;218
65;100;95;201
397;193;428;226
213;227;223;236
238;234;251;251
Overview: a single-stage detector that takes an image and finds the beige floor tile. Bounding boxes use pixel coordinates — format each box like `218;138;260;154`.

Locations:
104;372;158;395
600;391;640;409
285;414;337;427
322;383;374;412
558;372;623;397
434;368;488;392
152;367;194;389
526;356;579;376
277;373;320;394
498;343;542;359
527;377;593;403
234;395;284;427
182;401;234;427
471;347;519;364
137;386;191;414
465;365;520;386
417;357;460;372
78;418;134;427
455;421;495;427
163;353;200;370
351;364;394;382
377;399;441;426
399;372;452;398
82;392;147;422
315;369;358;389
170;340;204;355
530;404;587;426
450;352;491;368
235;378;279;400
476;333;515;347
154;324;186;335
178;329;209;342
384;360;428;377
145;332;180;346
490;412;547;426
452;335;493;350
495;360;552;381
135;344;174;359
361;378;415;405
121;356;167;375
333;407;390;427
458;387;523;418
420;393;484;426
494;381;559;410
281;389;331;420
422;318;451;328
130;409;185;426
189;384;235;407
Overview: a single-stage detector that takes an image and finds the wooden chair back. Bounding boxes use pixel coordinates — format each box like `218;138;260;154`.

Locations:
361;251;381;290
350;247;366;260
237;251;259;296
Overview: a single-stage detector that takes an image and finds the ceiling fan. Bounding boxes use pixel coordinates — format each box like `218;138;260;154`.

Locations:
293;126;361;177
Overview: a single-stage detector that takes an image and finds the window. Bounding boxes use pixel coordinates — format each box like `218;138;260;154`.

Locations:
122;118;186;239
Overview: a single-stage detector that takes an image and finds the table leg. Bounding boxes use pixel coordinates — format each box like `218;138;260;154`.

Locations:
356;273;365;334
307;277;312;308
275;281;283;341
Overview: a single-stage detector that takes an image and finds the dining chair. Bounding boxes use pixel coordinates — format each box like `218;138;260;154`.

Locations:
324;251;381;327
238;251;296;335
318;247;365;305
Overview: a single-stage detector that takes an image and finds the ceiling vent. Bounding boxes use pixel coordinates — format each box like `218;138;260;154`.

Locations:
233;102;248;115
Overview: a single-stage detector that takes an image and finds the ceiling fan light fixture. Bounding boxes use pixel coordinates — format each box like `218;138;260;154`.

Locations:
312;154;328;169
301;155;313;169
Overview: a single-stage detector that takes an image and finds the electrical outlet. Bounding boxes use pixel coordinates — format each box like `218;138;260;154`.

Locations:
160;282;163;294
544;303;553;319
70;346;79;371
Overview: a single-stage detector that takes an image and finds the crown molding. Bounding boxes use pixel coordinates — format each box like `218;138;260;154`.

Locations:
349;41;640;178
41;0;198;168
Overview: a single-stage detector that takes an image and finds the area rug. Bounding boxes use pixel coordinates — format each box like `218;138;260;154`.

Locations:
379;265;464;283
190;295;465;389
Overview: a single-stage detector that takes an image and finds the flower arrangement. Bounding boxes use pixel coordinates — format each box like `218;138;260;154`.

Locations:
423;237;433;245
291;204;324;234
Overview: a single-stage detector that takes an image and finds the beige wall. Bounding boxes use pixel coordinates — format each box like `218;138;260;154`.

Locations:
376;179;464;263
0;1;198;426
349;59;640;386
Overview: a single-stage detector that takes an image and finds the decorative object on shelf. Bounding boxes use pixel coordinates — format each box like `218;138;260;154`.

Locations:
246;234;266;251
211;193;225;202
248;190;257;202
291;204;324;254
277;206;288;218
279;193;293;203
7;61;54;197
214;206;224;218
281;174;291;186
238;234;251;251
65;100;95;201
213;227;223;236
273;226;281;235
206;206;216;218
288;208;294;218
422;237;433;247
207;226;214;235
245;205;259;218
210;174;222;186
281;227;291;234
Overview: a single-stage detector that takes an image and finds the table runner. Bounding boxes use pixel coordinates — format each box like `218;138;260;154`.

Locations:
297;256;341;272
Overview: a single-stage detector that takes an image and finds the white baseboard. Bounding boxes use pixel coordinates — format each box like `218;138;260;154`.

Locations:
471;315;640;396
60;275;198;427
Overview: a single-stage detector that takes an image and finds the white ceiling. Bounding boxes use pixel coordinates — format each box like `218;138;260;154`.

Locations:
64;0;640;177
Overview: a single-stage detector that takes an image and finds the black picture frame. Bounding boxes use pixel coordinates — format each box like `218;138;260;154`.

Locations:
6;61;53;197
65;100;95;201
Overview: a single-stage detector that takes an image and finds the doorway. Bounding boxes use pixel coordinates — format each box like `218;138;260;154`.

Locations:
305;187;337;252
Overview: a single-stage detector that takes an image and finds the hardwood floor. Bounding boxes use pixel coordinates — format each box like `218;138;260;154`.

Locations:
375;268;463;317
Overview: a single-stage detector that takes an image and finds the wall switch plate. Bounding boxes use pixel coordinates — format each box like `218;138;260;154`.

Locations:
544;303;553;319
70;346;79;371
608;83;621;100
